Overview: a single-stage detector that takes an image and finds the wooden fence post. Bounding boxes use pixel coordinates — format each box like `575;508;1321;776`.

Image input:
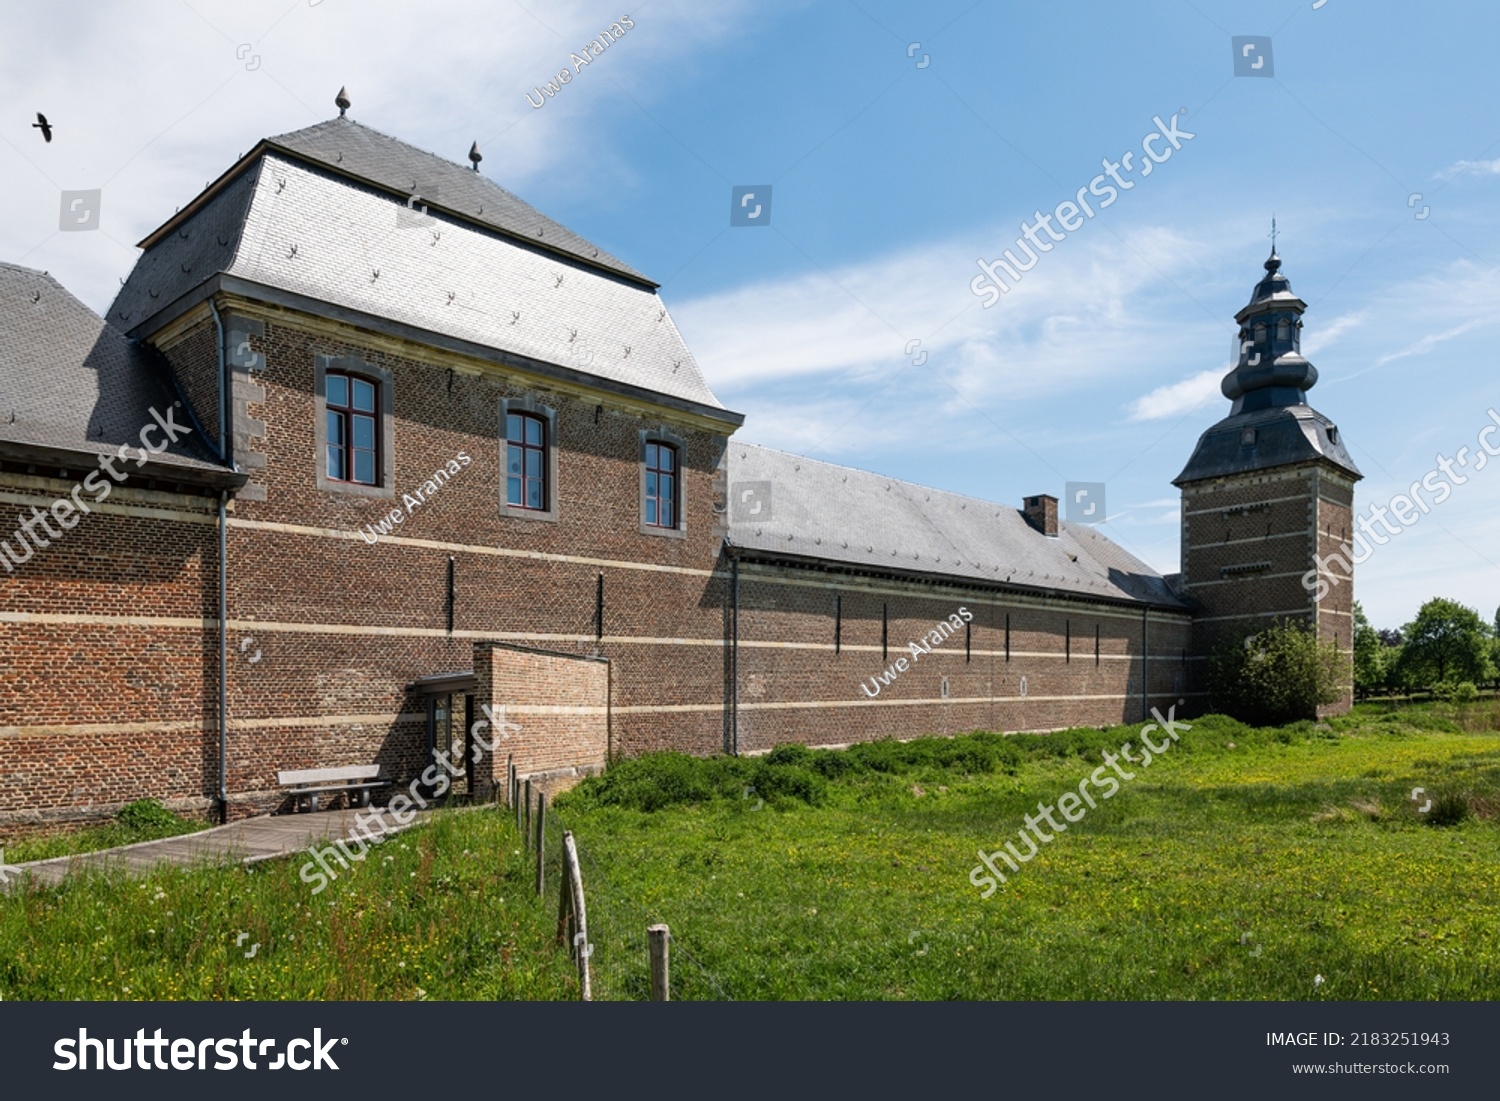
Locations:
504;755;513;807
534;792;546;898
523;779;533;850
648;924;670;1002
561;830;592;1001
556;852;572;947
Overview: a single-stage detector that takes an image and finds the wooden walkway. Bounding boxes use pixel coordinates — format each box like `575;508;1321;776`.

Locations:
1;807;421;890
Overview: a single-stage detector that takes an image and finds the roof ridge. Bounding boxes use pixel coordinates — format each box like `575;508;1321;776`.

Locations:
260;116;650;285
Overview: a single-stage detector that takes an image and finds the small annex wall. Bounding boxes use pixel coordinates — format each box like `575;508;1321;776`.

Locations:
472;642;609;799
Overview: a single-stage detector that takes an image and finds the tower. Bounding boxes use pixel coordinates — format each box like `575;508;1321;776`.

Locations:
1175;246;1362;711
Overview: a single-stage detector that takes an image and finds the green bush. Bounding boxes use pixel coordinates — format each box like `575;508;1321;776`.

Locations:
569;752;753;812
1433;680;1481;704
116;798;184;833
764;743;812;767
1424;789;1471;827
751;760;826;805
1208;620;1344;725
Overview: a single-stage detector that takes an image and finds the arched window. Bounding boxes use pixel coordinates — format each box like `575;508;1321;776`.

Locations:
325;371;379;485
1277;318;1290;342
506;412;548;510
644;441;677;528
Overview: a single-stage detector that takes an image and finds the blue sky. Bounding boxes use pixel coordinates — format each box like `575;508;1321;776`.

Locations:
4;0;1498;630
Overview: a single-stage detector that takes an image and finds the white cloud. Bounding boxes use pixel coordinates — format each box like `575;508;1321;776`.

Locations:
1126;368;1222;422
1320;261;1500;383
1435;157;1500;181
677;223;1232;404
1300;310;1365;358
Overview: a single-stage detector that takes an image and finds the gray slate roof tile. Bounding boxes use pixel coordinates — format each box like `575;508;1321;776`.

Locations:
727;443;1186;609
0;262;229;474
108;123;731;416
265;118;649;283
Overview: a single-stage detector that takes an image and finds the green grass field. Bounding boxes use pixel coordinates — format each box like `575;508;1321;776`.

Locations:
2;702;1497;1000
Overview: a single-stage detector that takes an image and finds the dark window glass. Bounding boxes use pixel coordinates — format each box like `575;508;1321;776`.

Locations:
645;441;677;529
507;412;547;511
326;371;378;486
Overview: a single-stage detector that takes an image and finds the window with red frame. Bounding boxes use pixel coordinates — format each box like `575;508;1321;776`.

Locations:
506;412;547;510
644;441;677;528
326;372;378;485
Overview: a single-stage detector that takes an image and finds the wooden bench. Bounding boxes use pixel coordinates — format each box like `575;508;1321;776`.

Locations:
276;765;390;813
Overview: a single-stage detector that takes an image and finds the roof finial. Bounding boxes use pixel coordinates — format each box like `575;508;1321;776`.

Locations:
1268;215;1278;255
468;141;482;171
335;86;351;117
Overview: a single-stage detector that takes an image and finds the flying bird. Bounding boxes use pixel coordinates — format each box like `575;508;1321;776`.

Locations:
32;112;51;142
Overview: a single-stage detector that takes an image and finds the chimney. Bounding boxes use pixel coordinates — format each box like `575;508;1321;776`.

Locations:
1022;494;1058;537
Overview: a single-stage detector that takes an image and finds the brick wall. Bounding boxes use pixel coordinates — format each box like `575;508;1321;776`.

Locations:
723;561;1194;755
1179;461;1355;712
0;295;1205;835
0;473;222;829
473;643;608;799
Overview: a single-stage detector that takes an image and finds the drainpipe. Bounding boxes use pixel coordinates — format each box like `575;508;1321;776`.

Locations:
730;554;739;756
208;299;230;823
218;491;228;822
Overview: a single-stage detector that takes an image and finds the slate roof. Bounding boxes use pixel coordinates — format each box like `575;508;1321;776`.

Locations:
1176;253;1361;485
726;444;1187;609
108;118;735;420
0;262;237;481
1174;402;1360;485
260;118;650;283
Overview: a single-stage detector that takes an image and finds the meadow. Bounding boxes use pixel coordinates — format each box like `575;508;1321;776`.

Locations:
1;701;1496;1000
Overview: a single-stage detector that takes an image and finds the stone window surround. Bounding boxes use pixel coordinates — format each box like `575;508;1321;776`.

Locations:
314;353;394;499
639;426;687;539
500;395;559;523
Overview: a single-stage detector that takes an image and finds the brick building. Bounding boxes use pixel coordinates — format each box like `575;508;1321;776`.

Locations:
0;108;1355;831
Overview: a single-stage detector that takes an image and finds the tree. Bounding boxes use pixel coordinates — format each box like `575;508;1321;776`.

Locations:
1352;602;1385;699
1396;598;1494;689
1208;619;1345;724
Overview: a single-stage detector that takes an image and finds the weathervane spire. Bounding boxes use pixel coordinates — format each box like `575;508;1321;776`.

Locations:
1269;215;1278;254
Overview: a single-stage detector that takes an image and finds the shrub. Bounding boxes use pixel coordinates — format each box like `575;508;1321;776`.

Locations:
1207;620;1344;725
752;761;826;806
569;752;751;812
115;798;183;833
1424;789;1471;827
764;743;812;767
1433;680;1481;704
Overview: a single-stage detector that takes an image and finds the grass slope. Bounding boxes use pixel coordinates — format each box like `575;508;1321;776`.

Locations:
1;703;1495;1000
0;809;576;1000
